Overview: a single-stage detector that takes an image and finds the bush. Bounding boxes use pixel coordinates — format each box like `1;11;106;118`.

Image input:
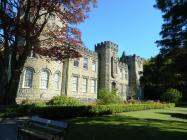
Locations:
1;103;175;119
97;89;122;104
47;96;81;106
161;88;182;103
35;103;175;119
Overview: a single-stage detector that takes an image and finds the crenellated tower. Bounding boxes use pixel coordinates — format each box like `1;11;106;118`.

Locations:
95;41;119;90
126;55;144;99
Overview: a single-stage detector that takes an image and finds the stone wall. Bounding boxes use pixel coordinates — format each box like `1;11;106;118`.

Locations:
16;41;143;103
126;55;144;99
62;48;98;102
16;56;63;102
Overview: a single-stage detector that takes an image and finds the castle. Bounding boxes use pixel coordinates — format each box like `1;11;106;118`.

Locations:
16;41;144;103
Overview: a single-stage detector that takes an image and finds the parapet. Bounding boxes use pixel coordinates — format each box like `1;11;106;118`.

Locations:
77;46;98;58
126;54;144;64
119;62;128;69
95;41;118;52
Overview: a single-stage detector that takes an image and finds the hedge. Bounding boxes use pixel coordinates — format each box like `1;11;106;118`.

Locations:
2;103;175;119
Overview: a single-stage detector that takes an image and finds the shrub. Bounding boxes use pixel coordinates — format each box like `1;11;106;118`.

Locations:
161;88;182;103
35;103;175;119
97;89;122;104
34;102;46;107
1;103;174;119
47;96;81;106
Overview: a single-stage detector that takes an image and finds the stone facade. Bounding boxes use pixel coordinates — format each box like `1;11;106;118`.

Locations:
95;41;129;100
16;41;144;103
17;56;63;102
126;55;144;99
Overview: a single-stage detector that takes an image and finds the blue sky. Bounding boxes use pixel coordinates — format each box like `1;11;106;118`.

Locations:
78;0;163;59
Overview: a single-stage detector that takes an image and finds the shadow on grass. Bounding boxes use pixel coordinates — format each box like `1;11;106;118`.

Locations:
158;112;187;120
176;102;187;108
67;115;187;140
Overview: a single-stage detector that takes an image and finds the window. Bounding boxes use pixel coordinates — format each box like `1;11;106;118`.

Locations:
40;70;49;89
72;76;78;93
91;79;96;94
111;57;117;77
111;57;114;77
82;78;88;93
125;70;128;79
92;60;96;72
120;69;123;79
115;62;118;73
23;68;33;88
83;57;88;69
54;72;60;90
73;58;79;67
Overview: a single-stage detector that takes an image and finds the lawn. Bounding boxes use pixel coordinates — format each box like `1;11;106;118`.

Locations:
66;107;187;140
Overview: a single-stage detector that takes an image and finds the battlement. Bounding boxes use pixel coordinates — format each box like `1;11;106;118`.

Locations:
95;41;118;52
119;62;128;69
126;54;144;63
78;46;98;58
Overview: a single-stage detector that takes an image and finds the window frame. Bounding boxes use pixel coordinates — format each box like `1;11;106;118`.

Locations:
40;70;49;90
120;69;123;79
91;79;97;94
82;78;88;93
22;68;33;88
73;58;79;67
92;60;96;72
72;76;78;93
83;57;88;70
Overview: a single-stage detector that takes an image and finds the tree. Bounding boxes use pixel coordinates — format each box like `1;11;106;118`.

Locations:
141;55;178;100
154;0;187;100
0;0;97;104
141;0;187;101
154;0;187;55
119;51;126;63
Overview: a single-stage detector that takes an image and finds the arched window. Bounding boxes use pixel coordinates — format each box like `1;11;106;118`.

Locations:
54;72;60;90
23;68;33;88
40;70;49;89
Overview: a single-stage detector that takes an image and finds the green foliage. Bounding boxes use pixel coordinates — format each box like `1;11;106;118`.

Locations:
47;96;81;106
1;104;34;117
119;51;126;63
97;89;122;104
141;1;187;102
161;88;182;103
23;103;175;119
144;0;187;101
0;103;175;119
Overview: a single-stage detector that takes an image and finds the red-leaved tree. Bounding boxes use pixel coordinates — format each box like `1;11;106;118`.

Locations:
0;0;97;104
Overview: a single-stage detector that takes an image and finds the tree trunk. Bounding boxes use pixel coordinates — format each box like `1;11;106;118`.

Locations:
5;70;21;104
0;70;9;104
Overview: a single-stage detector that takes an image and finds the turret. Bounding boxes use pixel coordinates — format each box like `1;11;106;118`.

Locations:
126;54;144;99
95;41;119;90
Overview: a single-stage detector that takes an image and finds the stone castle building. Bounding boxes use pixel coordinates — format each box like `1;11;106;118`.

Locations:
16;41;144;102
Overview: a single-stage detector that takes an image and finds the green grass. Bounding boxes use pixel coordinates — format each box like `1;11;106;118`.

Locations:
66;107;187;140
